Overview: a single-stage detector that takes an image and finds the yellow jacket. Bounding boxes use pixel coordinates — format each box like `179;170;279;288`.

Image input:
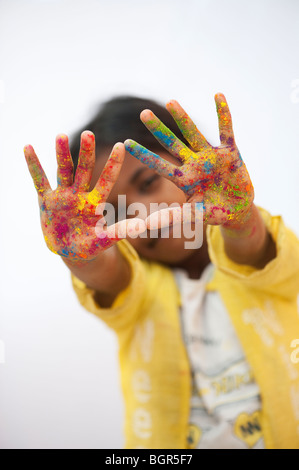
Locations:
71;208;299;449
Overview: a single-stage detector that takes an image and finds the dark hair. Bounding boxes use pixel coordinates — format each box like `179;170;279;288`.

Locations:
70;95;189;172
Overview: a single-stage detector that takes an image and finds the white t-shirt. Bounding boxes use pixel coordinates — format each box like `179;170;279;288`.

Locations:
173;264;265;449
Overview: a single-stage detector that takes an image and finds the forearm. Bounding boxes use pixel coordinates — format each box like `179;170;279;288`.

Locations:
220;204;276;269
62;244;131;306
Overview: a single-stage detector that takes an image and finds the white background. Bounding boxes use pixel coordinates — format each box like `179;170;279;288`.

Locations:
0;0;298;449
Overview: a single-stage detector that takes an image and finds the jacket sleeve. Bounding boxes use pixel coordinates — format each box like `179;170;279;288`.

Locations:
207;207;299;300
70;239;147;331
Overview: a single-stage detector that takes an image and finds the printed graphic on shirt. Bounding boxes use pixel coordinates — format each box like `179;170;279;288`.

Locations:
242;301;284;347
189;368;264;449
174;265;265;449
186;423;202;449
234;411;262;448
211;368;254;397
193;360;260;414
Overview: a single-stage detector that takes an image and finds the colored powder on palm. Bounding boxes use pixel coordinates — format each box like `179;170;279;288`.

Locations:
55;223;68;238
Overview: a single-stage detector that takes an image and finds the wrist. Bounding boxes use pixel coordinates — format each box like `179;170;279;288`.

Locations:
219;205;276;268
62;249;108;270
221;203;256;239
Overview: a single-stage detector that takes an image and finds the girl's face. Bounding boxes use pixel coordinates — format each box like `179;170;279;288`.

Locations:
90;149;207;266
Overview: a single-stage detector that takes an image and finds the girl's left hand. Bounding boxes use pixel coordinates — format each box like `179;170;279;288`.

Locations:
125;93;254;228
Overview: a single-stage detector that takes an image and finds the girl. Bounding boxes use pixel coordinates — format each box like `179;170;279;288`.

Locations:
24;94;299;449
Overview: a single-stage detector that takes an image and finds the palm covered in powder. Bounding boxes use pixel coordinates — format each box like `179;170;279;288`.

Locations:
125;93;254;227
24;132;144;262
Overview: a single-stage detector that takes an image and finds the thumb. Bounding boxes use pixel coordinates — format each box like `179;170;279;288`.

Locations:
95;217;147;240
145;202;204;230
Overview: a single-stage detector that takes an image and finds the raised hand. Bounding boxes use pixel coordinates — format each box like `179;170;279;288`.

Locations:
125;93;254;227
24;132;145;262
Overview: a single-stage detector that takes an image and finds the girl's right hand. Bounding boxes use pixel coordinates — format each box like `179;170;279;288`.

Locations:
24;131;146;263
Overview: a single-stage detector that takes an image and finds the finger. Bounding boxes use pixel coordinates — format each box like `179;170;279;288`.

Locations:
215;93;235;146
95;217;147;241
145;202;205;230
124;139;183;184
56;134;74;188
89;142;125;205
24;145;52;195
166;100;210;151
73;131;96;192
140;109;193;163
145;205;184;230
